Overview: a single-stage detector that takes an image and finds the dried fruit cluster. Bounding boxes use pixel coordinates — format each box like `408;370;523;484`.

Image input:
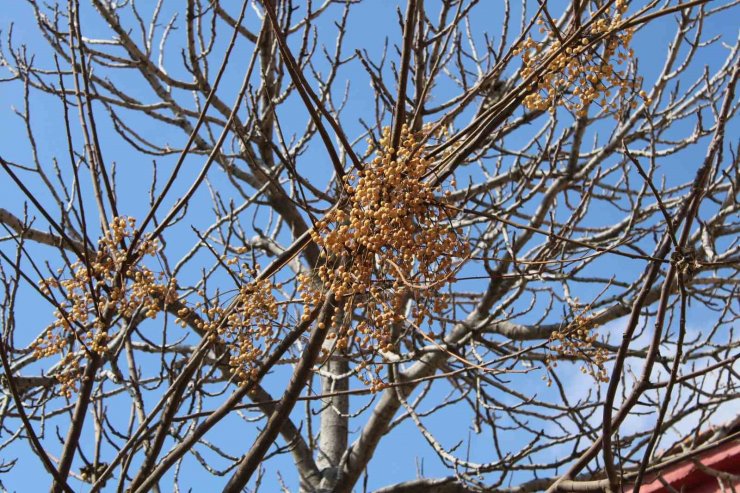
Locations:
546;307;609;385
177;269;280;386
35;216;175;396
517;0;648;117
299;125;469;388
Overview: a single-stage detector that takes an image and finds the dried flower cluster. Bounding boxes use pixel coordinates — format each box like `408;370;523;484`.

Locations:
35;216;174;396
545;306;609;385
517;0;648;117
299;125;469;389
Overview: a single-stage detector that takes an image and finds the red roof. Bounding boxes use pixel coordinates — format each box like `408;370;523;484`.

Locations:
625;438;740;492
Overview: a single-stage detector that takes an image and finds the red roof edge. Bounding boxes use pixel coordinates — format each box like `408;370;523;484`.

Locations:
625;439;740;492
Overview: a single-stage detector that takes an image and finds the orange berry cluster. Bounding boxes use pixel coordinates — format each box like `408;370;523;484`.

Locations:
35;216;175;397
545;306;609;385
177;268;280;386
518;0;648;117
300;125;468;389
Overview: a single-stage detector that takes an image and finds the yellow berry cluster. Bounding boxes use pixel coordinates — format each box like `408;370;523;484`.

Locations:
177;267;279;386
300;125;468;389
35;216;175;397
545;306;609;385
518;0;648;117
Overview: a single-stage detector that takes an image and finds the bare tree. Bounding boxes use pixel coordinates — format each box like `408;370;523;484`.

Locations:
0;0;738;492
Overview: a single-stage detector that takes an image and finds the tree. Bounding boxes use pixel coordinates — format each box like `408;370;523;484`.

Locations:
0;0;737;491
